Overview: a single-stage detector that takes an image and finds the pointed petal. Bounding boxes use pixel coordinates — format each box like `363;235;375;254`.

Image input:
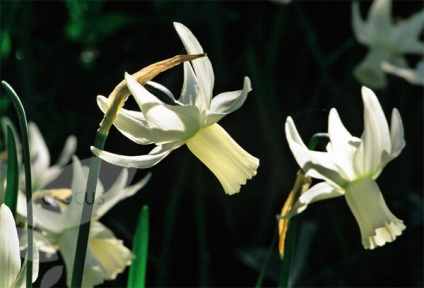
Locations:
179;62;199;106
0;204;21;287
13;237;39;287
381;61;424;86
367;0;392;37
327;109;361;180
376;108;406;178
174;22;214;110
186;123;259;194
204;77;252;126
391;10;424;54
55;135;77;167
126;73;200;143
145;81;178;105
91;141;184;169
282;182;344;219
285;117;346;187
352;1;371;45
389;108;406;157
97;95;154;145
29;123;51;187
94;172;151;219
354;87;391;176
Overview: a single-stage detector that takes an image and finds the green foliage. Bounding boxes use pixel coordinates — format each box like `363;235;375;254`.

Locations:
128;205;150;288
4;124;19;218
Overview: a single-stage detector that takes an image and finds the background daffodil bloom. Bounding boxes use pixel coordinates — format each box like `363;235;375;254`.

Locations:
284;86;406;249
92;22;259;195
17;157;151;287
352;0;424;89
0;204;39;288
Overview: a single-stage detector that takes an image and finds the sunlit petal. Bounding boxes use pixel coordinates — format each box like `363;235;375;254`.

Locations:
281;182;343;219
174;22;214;110
126;73;200;142
179;62;199;106
92;141;184;169
354;87;391;176
285;117;346;187
205;77;252;125
97;95;154;145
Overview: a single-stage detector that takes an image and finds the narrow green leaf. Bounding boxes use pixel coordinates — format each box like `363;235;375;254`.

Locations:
4;124;19;218
128;205;149;288
2;80;33;288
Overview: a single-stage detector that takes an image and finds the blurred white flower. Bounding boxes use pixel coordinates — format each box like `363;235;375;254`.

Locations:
382;60;424;86
27;122;77;191
18;156;151;287
284;86;406;249
92;22;259;195
0;203;39;288
352;0;424;89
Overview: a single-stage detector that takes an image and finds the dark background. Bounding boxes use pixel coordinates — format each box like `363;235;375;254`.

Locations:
1;1;423;287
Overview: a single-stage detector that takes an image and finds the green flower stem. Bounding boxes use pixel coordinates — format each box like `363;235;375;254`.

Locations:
2;81;34;288
128;205;150;288
70;129;106;287
5;124;19;218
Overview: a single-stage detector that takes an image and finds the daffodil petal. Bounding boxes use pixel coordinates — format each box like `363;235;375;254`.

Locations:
55;135;77;167
328;108;361;181
126;73;200;143
352;1;370;45
91;141;184;169
174;22;214;110
179;62;199;106
94;172;151;219
186;123;259;195
282;182;343;219
0;204;21;288
97;95;154;145
391;10;424;54
210;77;252;114
354;87;391;176
389;108;406;157
285;117;346;187
367;0;392;37
382;61;424;86
12;237;39;287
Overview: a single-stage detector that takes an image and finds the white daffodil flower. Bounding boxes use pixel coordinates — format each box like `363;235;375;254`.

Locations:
382;60;424;86
92;22;259;195
284;86;406;249
18;156;151;287
28;122;77;191
352;0;424;89
0;204;39;288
